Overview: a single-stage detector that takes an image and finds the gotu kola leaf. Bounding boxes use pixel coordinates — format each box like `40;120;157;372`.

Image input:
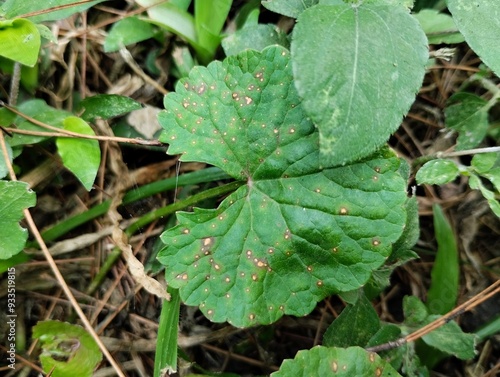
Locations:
291;2;428;166
0;180;36;259
271;346;401;376
157;46;409;328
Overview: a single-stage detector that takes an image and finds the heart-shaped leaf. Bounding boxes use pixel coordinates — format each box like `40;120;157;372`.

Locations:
0;18;40;66
157;46;408;327
291;2;428;166
0;180;36;259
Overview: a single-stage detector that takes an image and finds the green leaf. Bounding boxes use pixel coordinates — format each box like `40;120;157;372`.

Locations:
56;116;101;191
36;23;58;43
136;0;208;62
413;9;464;44
416;159;460;185
194;0;232;57
222;24;289;56
471;152;499;175
3;99;72;147
0;142;13;179
323;293;380;347
471;152;500;193
469;174;500;217
445;92;489;150
422;316;476;360
366;324;401;348
262;0;320;18
427;204;459;314
0;0;106;23
103;17;156;53
0;180;36;259
291;3;428;166
0;18;40;67
157;46;409;327
447;0;500;78
154;287;181;377
33;320;102;377
78;94;143;122
403;295;428;325
272;346;401;376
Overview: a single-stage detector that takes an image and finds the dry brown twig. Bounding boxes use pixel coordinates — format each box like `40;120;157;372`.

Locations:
366;279;500;353
0;129;126;376
0;100;164;146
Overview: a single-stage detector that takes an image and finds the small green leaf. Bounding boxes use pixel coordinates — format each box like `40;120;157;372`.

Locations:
262;0;320;18
4;99;72;147
469;174;500;217
36;23;58;43
1;0;106;23
272;346;401;376
366;324;401;348
471;153;500;193
447;0;500;78
33;320;102;377
0;18;40;66
416;159;460;185
323;293;380;347
471;152;499;175
403;295;428;325
292;3;428;166
56;117;101;191
154;287;181;377
413;9;464;44
0;180;36;259
78;94;143;122
222;24;289;56
104;17;156;53
445;92;489;150
422;316;476;360
157;46;409;327
427;204;459;314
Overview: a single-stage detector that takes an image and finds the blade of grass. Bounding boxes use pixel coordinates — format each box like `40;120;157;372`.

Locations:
154;287;181;376
427;204;459;315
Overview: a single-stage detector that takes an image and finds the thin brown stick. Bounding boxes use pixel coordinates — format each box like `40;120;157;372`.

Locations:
0;101;165;146
16;0;100;19
366;279;500;353
0;131;126;377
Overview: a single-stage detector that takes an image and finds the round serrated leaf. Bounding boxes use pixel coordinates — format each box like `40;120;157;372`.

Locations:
56;116;100;191
0;18;40;67
416;159;460;185
157;46;408;327
291;3;428;166
0;180;36;259
271;346;401;376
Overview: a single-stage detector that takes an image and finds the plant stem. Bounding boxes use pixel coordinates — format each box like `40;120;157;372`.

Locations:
9;62;21;106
